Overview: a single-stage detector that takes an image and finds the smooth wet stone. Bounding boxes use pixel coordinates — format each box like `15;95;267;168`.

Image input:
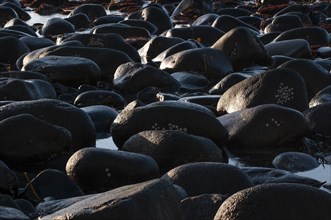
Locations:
171;71;210;93
273;27;331;47
111;101;228;149
164;26;224;47
39;179;182;220
152;39;202;63
269;55;295;68
41;17;75;36
91;23;151;39
181;194;227;220
128;4;172;34
1;2;30;21
0;36;29;66
21;41;86;68
22;55;101;87
0;194;20;213
160;48;233;85
217;104;310;148
258;32;281;45
35;194;94;218
192;13;219;26
81;105;118;134
0;206;29;220
314;59;331;72
64;13;90;30
94;15;125;26
309;85;331;107
5;25;37;37
0;28;31;38
216;68;309;114
122;130;225;173
214;183;331;220
40;46;133;82
241;167;324;187
265;39;312;59
4;18;28;27
21;169;83;204
57;33;140;62
69;3;107;20
0;6;18;27
272;151;319;172
74;90;125;109
209;72;250;95
139;36;184;63
0;99;96;149
119;19;158;35
212;15;259;34
304;103;331;137
278;59;331;99
316;47;331;58
0;113;71;164
19;36;55;51
0;71;48;81
113;62;180;94
66;148;159;192
162;162;253;197
0;160;18;195
14;199;35;218
212;27;270;71
0;78;56;101
264;14;303;33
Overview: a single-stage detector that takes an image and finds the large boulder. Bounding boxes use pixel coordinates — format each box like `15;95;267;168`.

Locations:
304;103;331;137
66;148;159;192
113;62;180;94
278;59;331;100
212;27;270;71
21;55;101;87
162;162;253;197
160;48;233;85
216;68;309;114
39;46;133;82
0;114;71;165
214;183;331;220
39;179;182;220
111;101;228;149
217;104;310;148
0;78;56;101
122;130;225;173
0;99;96;150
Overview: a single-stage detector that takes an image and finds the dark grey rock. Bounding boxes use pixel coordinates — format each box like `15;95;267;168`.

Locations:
216;68;309;114
122;130;225;173
162;162;253;197
0;78;56;101
214;183;331;220
66;148;159;192
39;179;182;220
217;104;310;148
22;55;101;87
21;169;84;204
0;114;71;164
181;194;227;220
272;152;319;172
160;48;233;85
0;99;96;150
111;101;228;149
